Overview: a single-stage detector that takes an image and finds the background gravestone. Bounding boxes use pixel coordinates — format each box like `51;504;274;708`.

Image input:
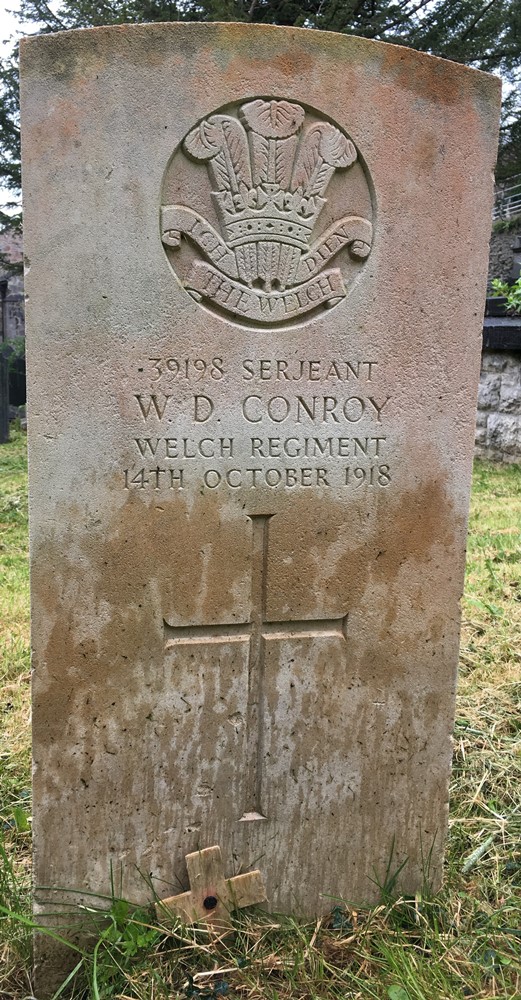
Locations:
20;22;500;991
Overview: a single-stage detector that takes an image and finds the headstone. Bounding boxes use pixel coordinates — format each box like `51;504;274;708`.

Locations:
20;22;500;992
0;343;12;444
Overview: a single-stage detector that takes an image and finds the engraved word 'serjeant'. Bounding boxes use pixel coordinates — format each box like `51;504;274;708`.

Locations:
161;99;373;324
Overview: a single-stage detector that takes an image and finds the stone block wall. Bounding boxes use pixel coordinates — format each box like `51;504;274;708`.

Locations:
475;350;521;461
488;217;521;284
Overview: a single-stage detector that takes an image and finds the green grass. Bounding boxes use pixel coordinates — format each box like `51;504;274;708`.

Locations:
0;427;32;993
1;429;520;999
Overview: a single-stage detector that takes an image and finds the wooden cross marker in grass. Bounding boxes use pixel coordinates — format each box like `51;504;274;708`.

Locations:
155;845;266;930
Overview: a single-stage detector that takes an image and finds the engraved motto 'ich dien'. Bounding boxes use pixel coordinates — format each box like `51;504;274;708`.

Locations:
161;99;374;326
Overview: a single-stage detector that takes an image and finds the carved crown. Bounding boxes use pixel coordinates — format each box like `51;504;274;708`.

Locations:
183;99;357;252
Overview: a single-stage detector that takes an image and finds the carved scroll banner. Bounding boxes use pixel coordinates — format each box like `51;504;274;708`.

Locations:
21;21;500;996
184;260;346;322
161;207;240;278
161;205;373;322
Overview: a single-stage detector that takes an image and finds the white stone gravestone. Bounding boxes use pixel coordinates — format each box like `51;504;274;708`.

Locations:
20;22;500;992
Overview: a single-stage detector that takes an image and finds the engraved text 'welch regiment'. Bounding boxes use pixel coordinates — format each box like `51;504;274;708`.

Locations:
161;99;373;324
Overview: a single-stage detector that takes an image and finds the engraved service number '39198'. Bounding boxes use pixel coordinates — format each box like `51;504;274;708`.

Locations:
148;357;224;381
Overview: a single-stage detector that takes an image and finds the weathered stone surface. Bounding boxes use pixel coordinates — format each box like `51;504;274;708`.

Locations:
499;370;521;413
20;22;500;993
488;413;521;454
475;350;521;460
477;373;501;410
488;220;521;285
474;423;487;446
481;351;509;373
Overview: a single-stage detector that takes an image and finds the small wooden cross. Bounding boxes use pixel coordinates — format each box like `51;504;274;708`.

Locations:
155;845;267;930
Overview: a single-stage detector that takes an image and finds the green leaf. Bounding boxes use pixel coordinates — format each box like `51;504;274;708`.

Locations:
388;988;410;1000
12;806;30;832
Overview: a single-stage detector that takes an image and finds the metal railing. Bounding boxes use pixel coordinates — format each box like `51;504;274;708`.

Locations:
493;174;521;220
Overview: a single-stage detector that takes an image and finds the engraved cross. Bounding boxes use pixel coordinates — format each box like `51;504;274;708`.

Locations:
164;514;348;821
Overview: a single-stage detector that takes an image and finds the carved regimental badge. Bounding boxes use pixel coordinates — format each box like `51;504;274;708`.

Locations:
161;99;373;326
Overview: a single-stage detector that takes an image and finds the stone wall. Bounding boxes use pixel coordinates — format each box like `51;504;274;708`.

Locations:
0;230;24;341
488;217;521;284
475;350;521;461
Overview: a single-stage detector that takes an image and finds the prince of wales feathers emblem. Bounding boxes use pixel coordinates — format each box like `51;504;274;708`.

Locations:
161;99;373;324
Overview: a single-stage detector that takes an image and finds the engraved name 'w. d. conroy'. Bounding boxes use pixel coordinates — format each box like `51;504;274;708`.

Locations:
161;99;373;325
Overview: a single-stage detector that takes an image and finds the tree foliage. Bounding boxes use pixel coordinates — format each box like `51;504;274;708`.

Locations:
0;47;22;231
1;0;520;228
